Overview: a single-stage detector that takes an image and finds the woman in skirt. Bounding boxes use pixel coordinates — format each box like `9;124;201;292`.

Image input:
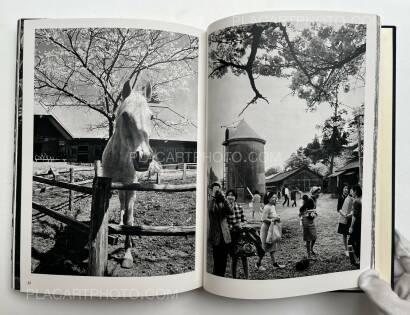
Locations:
337;185;353;256
256;191;286;271
299;194;318;259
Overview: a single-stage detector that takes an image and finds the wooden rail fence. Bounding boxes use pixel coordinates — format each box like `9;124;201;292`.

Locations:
32;161;196;276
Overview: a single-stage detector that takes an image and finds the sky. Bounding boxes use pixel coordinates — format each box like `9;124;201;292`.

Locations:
35;28;199;141
207;69;364;179
207;21;368;179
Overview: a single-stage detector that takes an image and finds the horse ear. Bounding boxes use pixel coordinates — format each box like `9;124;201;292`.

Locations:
121;80;131;101
144;81;152;102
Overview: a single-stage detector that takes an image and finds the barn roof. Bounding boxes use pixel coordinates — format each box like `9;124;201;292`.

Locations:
34;103;197;142
327;159;359;178
266;166;322;184
337;160;359;171
224;120;265;144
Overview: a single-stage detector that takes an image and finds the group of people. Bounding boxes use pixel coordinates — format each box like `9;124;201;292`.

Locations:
275;185;303;208
208;182;286;278
337;184;362;266
208;182;255;278
208;182;362;279
251;186;302;220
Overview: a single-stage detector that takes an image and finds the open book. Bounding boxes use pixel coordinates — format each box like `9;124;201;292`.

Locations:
12;11;396;299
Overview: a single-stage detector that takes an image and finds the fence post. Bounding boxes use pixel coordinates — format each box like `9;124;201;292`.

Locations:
94;160;102;177
156;171;161;184
182;163;187;180
68;167;74;212
88;160;111;276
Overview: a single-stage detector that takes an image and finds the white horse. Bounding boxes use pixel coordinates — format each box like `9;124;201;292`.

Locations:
102;80;154;268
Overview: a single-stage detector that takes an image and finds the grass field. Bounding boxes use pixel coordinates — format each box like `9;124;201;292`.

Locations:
31;163;196;277
207;194;359;279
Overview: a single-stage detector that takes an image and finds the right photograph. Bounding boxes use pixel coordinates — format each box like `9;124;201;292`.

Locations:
207;20;366;280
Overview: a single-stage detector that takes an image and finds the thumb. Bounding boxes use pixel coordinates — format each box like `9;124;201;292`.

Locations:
359;270;410;315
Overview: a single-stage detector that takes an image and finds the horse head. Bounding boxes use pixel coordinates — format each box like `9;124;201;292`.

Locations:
116;80;154;171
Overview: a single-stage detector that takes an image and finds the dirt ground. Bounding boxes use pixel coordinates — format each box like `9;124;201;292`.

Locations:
207;194;359;279
31;163;196;277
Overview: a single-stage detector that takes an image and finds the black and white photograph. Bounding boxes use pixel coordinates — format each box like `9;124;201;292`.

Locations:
30;26;199;277
207;20;367;280
3;2;406;312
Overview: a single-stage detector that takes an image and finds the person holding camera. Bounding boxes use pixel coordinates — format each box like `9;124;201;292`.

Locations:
208;182;234;277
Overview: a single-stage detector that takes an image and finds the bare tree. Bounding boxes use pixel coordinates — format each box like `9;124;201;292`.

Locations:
35;28;198;137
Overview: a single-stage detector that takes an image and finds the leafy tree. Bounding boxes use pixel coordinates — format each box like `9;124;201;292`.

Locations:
303;135;323;164
346;104;364;155
265;166;282;177
286;23;366;109
35;28;198;137
208;22;366;115
320;104;349;174
284;147;311;171
309;162;329;177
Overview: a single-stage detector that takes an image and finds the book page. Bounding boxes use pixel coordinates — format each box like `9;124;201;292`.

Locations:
374;26;395;284
15;18;206;297
204;11;379;299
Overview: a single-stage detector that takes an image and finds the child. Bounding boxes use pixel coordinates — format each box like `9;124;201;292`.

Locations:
251;190;262;219
299;194;318;259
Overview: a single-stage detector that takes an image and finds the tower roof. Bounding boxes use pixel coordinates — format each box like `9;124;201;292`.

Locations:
224;119;265;144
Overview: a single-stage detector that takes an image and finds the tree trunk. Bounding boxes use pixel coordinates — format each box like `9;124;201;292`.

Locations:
108;119;114;138
357;115;363;186
328;98;338;176
329;154;335;175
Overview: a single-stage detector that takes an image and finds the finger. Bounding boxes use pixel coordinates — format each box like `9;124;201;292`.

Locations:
395;273;410;301
395;231;410;273
395;231;410;258
394;257;405;279
359;270;410;315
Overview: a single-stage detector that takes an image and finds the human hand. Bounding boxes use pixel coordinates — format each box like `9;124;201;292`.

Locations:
349;227;353;234
359;231;410;315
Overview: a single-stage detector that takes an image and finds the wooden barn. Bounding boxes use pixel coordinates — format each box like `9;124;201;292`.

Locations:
325;159;360;194
33;104;197;164
265;166;323;194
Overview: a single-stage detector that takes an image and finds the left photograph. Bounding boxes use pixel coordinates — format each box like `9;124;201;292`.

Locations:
30;27;199;277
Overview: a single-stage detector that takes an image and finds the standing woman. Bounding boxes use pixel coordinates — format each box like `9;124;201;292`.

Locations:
256;191;286;271
337;185;353;256
299;194;318;259
348;185;362;266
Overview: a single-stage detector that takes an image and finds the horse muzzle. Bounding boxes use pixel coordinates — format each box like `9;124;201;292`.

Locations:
132;151;153;172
